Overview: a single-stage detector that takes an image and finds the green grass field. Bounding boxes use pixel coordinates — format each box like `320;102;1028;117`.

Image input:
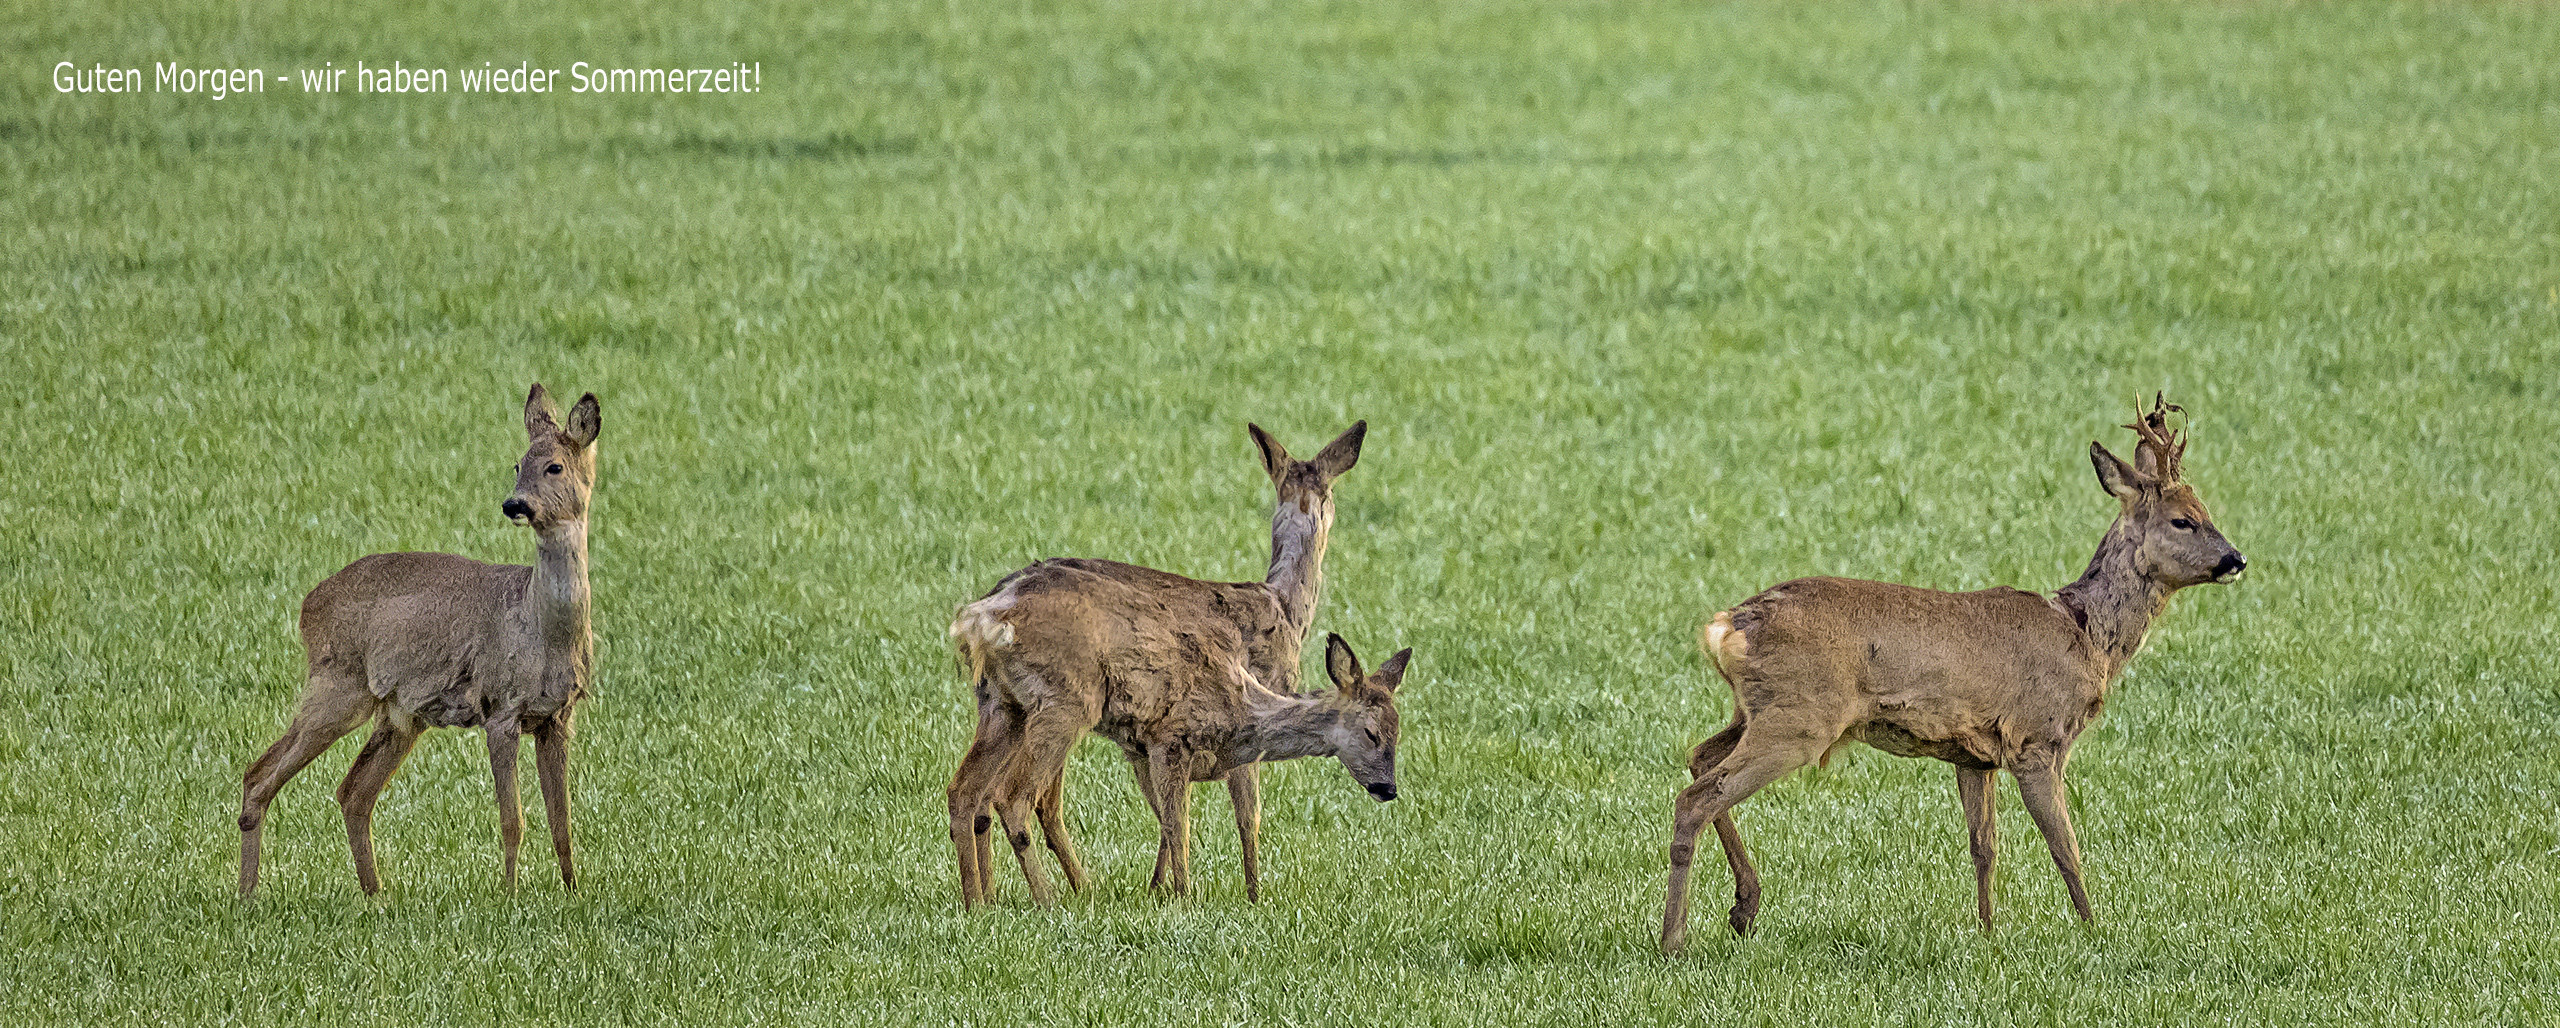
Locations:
5;0;2557;1023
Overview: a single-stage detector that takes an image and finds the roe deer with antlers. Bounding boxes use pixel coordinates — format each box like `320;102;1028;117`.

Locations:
237;384;601;897
946;422;1406;906
1660;396;2244;951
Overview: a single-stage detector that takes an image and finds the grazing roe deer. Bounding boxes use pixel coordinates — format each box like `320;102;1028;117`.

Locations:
946;422;1405;906
237;384;601;897
1660;396;2245;951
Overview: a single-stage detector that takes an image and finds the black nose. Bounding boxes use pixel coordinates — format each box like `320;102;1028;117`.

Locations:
501;498;531;520
1366;783;1397;802
2215;553;2246;577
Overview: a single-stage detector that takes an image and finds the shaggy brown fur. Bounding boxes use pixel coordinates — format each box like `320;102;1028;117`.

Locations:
237;384;600;898
1661;396;2245;950
945;422;1411;906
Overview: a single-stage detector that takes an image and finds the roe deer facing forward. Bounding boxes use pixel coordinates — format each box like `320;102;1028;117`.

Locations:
237;384;601;897
946;422;1404;906
1660;396;2244;951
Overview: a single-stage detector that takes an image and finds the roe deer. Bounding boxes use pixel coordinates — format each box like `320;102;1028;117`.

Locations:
945;422;1398;906
237;384;601;897
1660;396;2244;951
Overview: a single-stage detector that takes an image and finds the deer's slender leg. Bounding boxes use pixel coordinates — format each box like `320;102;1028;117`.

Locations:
487;719;525;890
1228;765;1262;902
1662;728;1827;953
2012;765;2092;922
1147;748;1195;896
335;709;423;895
996;704;1091;905
1685;717;1758;935
237;676;373;898
1035;763;1087;892
533;715;576;891
1710;812;1756;937
1956;766;1998;932
946;699;1023;908
1124;748;1176;889
1687;716;1745;779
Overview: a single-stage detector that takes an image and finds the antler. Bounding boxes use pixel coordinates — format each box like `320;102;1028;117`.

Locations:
2121;392;2186;483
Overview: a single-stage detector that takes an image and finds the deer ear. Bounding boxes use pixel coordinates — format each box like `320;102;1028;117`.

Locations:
1248;422;1289;480
2090;441;2141;500
562;392;601;448
1324;633;1365;694
524;384;559;439
1371;648;1411;692
1310;420;1365;481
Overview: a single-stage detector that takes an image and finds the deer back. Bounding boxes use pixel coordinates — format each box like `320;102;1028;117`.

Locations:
961;558;1282;741
300;552;536;728
1718;577;2107;765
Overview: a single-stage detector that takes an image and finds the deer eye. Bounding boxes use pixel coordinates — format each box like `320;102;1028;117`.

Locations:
2169;517;2197;531
546;463;564;475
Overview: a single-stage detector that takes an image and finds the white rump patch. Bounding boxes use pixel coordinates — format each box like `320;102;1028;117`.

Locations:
949;584;1020;650
949;605;1015;649
1702;611;1747;671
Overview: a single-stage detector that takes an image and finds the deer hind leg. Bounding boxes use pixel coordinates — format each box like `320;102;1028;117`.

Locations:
1034;762;1087;892
945;700;1023;909
237;672;375;898
533;715;576;891
1228;766;1262;902
1682;717;1759;937
994;706;1091;906
486;718;526;890
1956;766;1998;932
1661;726;1828;953
2012;764;2093;922
335;708;423;895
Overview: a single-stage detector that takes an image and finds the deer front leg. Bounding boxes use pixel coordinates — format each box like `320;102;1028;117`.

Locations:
2012;765;2092;922
1956;766;1998;932
534;716;576;891
486;719;524;891
1125;749;1173;889
1228;765;1262;902
1147;748;1194;896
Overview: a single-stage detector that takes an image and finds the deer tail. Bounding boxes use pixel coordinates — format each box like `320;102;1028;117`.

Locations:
948;601;1015;693
1698;610;1747;682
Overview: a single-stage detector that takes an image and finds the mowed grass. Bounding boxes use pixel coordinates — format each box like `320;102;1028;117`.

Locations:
4;0;2558;1022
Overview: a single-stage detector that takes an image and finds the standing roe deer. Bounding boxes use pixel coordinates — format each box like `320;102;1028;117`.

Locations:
1660;396;2245;951
946;422;1405;906
237;384;601;897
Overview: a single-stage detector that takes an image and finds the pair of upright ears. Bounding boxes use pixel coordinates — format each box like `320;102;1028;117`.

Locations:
1250;421;1366;482
1325;632;1411;698
525;384;602;448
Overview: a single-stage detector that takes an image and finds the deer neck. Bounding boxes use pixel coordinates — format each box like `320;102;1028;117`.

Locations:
1220;691;1342;767
528;520;594;659
2055;519;2171;681
1263;495;1333;642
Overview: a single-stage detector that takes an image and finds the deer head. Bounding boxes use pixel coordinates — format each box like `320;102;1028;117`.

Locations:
1321;633;1411;802
503;383;602;530
1251;419;1363;519
2088;393;2244;588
